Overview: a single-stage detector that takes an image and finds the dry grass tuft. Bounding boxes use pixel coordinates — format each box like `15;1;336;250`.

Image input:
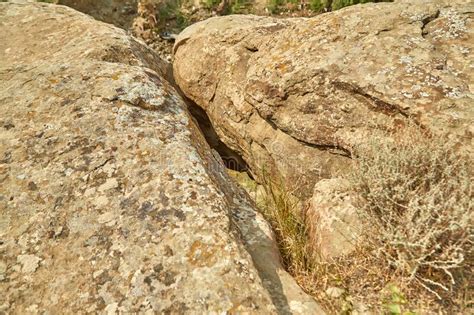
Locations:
257;169;312;274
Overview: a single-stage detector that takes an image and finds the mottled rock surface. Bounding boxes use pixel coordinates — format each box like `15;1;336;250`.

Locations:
173;0;473;199
0;2;323;313
58;0;138;29
306;179;360;261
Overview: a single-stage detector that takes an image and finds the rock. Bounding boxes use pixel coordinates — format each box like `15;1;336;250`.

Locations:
306;179;361;261
173;0;473;199
57;0;138;29
0;2;323;313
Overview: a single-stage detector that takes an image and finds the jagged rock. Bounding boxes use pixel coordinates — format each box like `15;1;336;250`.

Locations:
173;0;473;199
0;2;323;313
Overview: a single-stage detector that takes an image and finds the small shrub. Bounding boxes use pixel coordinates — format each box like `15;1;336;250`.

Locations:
346;125;473;301
244;124;472;313
267;0;285;14
309;0;329;12
204;0;221;9
230;0;251;14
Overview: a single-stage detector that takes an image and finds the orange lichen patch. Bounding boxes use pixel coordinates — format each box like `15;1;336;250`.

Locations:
186;240;218;267
275;61;293;74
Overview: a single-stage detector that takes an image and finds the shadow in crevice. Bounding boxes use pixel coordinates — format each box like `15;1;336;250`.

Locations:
182;100;291;314
187;100;251;174
183;98;324;315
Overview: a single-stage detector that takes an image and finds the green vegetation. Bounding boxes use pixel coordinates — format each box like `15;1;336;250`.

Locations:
204;0;253;14
332;0;392;10
270;0;393;14
230;0;252;14
383;284;417;315
204;0;221;9
156;0;190;31
309;0;327;12
267;0;285;14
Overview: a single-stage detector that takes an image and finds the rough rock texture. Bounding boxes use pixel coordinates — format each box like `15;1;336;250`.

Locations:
306;179;361;261
58;0;138;29
0;2;324;313
173;0;474;199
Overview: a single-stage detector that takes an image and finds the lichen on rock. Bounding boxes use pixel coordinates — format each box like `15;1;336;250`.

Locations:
0;2;321;313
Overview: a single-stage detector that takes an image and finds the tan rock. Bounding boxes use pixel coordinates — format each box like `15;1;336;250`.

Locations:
57;0;138;29
173;0;473;199
0;2;322;313
306;179;361;261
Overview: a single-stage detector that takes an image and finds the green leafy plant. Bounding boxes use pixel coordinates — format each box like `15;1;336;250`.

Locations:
310;0;329;12
383;284;417;315
267;0;285;14
205;0;221;9
230;0;251;14
331;0;392;10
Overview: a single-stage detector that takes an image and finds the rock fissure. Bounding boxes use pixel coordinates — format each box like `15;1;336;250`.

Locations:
253;106;352;158
421;9;441;38
332;80;409;118
187;100;250;173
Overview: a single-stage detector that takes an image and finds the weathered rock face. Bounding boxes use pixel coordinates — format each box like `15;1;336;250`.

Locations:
173;0;473;199
0;2;324;313
58;0;138;29
306;179;361;261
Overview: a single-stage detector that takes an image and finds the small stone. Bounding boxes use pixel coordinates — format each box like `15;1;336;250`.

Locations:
104;303;118;315
94;195;109;207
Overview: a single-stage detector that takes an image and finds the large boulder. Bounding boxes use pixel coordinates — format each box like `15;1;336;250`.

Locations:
0;2;323;313
173;0;473;199
57;0;138;29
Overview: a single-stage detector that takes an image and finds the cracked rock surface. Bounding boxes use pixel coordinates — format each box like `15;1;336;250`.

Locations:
0;2;323;313
173;0;473;199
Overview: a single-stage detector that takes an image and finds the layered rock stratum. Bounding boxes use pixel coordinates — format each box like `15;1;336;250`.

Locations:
0;2;323;313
